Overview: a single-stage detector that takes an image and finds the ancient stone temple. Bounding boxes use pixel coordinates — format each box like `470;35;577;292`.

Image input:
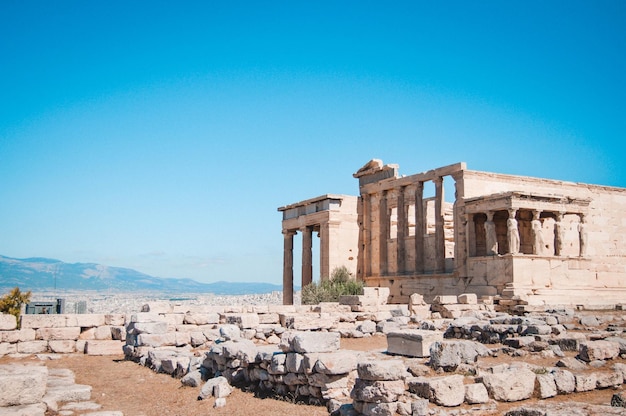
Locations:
278;194;359;305
279;160;626;306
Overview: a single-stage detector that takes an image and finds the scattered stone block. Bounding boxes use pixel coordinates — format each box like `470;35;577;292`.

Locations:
104;314;126;326
280;313;338;330
350;378;405;403
432;295;458;305
551;368;575;394
0;314;17;330
575;373;597;392
0;364;48;406
291;332;340;353
181;369;203;387
464;382;490;404
556;356;588;371
314;351;360;375
223;313;260;329
409;374;465;407
387;330;443;358
1;328;36;343
136;333;176;348
0;342;17;356
535;373;557;398
126;321;168;335
596;371;623;388
481;367;535;402
20;315;67;329
48;340;76;354
0;403;47;416
36;327;81;341
503;336;536;349
72;314;106;328
357;360;407;381
219;324;241;340
44;383;92;403
17;341;48;354
411;398;429;416
458;293;478;305
429;340;490;371
579;340;621;362
85;341;123;356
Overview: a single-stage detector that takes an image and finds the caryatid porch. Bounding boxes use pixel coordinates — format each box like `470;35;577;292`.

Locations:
278;195;359;305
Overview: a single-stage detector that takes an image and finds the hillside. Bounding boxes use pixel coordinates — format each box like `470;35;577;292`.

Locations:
0;255;283;295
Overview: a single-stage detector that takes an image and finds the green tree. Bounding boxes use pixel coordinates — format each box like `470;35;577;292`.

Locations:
0;287;32;327
301;266;364;305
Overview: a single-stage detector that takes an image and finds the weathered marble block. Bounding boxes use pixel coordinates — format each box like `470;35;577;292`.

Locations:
290;332;340;353
36;327;81;341
357;360;407;381
387;330;444;358
0;364;48;406
85;340;124;355
17;341;48;354
0;313;17;330
48;340;76;353
579;340;621;362
409;374;465;407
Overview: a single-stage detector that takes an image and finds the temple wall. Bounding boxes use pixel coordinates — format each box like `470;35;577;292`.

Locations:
462;170;626;258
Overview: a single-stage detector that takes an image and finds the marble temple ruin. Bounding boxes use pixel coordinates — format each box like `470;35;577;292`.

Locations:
279;159;626;307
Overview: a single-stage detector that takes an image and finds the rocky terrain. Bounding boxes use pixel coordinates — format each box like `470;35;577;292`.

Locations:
2;289;626;415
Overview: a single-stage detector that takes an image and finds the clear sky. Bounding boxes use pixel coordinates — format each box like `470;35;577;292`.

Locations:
1;1;625;285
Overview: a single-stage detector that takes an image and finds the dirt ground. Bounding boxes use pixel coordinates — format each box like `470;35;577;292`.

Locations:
2;335;625;416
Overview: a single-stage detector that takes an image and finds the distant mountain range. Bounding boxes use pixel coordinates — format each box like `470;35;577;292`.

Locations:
0;255;284;295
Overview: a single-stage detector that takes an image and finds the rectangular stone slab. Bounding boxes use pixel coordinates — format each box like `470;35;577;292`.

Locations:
386;330;443;357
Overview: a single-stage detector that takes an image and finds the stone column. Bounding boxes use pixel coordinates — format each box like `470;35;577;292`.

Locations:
396;186;407;274
319;222;330;280
467;213;476;257
369;192;380;277
357;195;369;280
282;230;296;305
485;211;497;255
434;177;445;273
414;182;425;273
554;212;564;256
301;225;313;288
578;214;587;257
531;210;545;255
507;209;520;255
379;190;388;276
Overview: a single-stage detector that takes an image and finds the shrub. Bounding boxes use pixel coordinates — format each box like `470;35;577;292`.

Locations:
0;287;31;327
301;266;364;305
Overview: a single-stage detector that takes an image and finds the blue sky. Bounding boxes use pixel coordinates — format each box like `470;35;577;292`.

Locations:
1;1;624;285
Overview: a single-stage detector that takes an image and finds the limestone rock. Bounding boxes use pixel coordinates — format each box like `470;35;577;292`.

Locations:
429;340;490;371
481;367;535;402
408;374;465;407
350;379;405;403
535;373;557;398
198;376;231;400
386;330;443;358
314;351;360;375
219;324;241;341
291;332;340;353
551;369;575;394
579;340;621;362
0;314;17;330
357;360;407;381
0;364;48;407
465;382;490;404
181;369;203;387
